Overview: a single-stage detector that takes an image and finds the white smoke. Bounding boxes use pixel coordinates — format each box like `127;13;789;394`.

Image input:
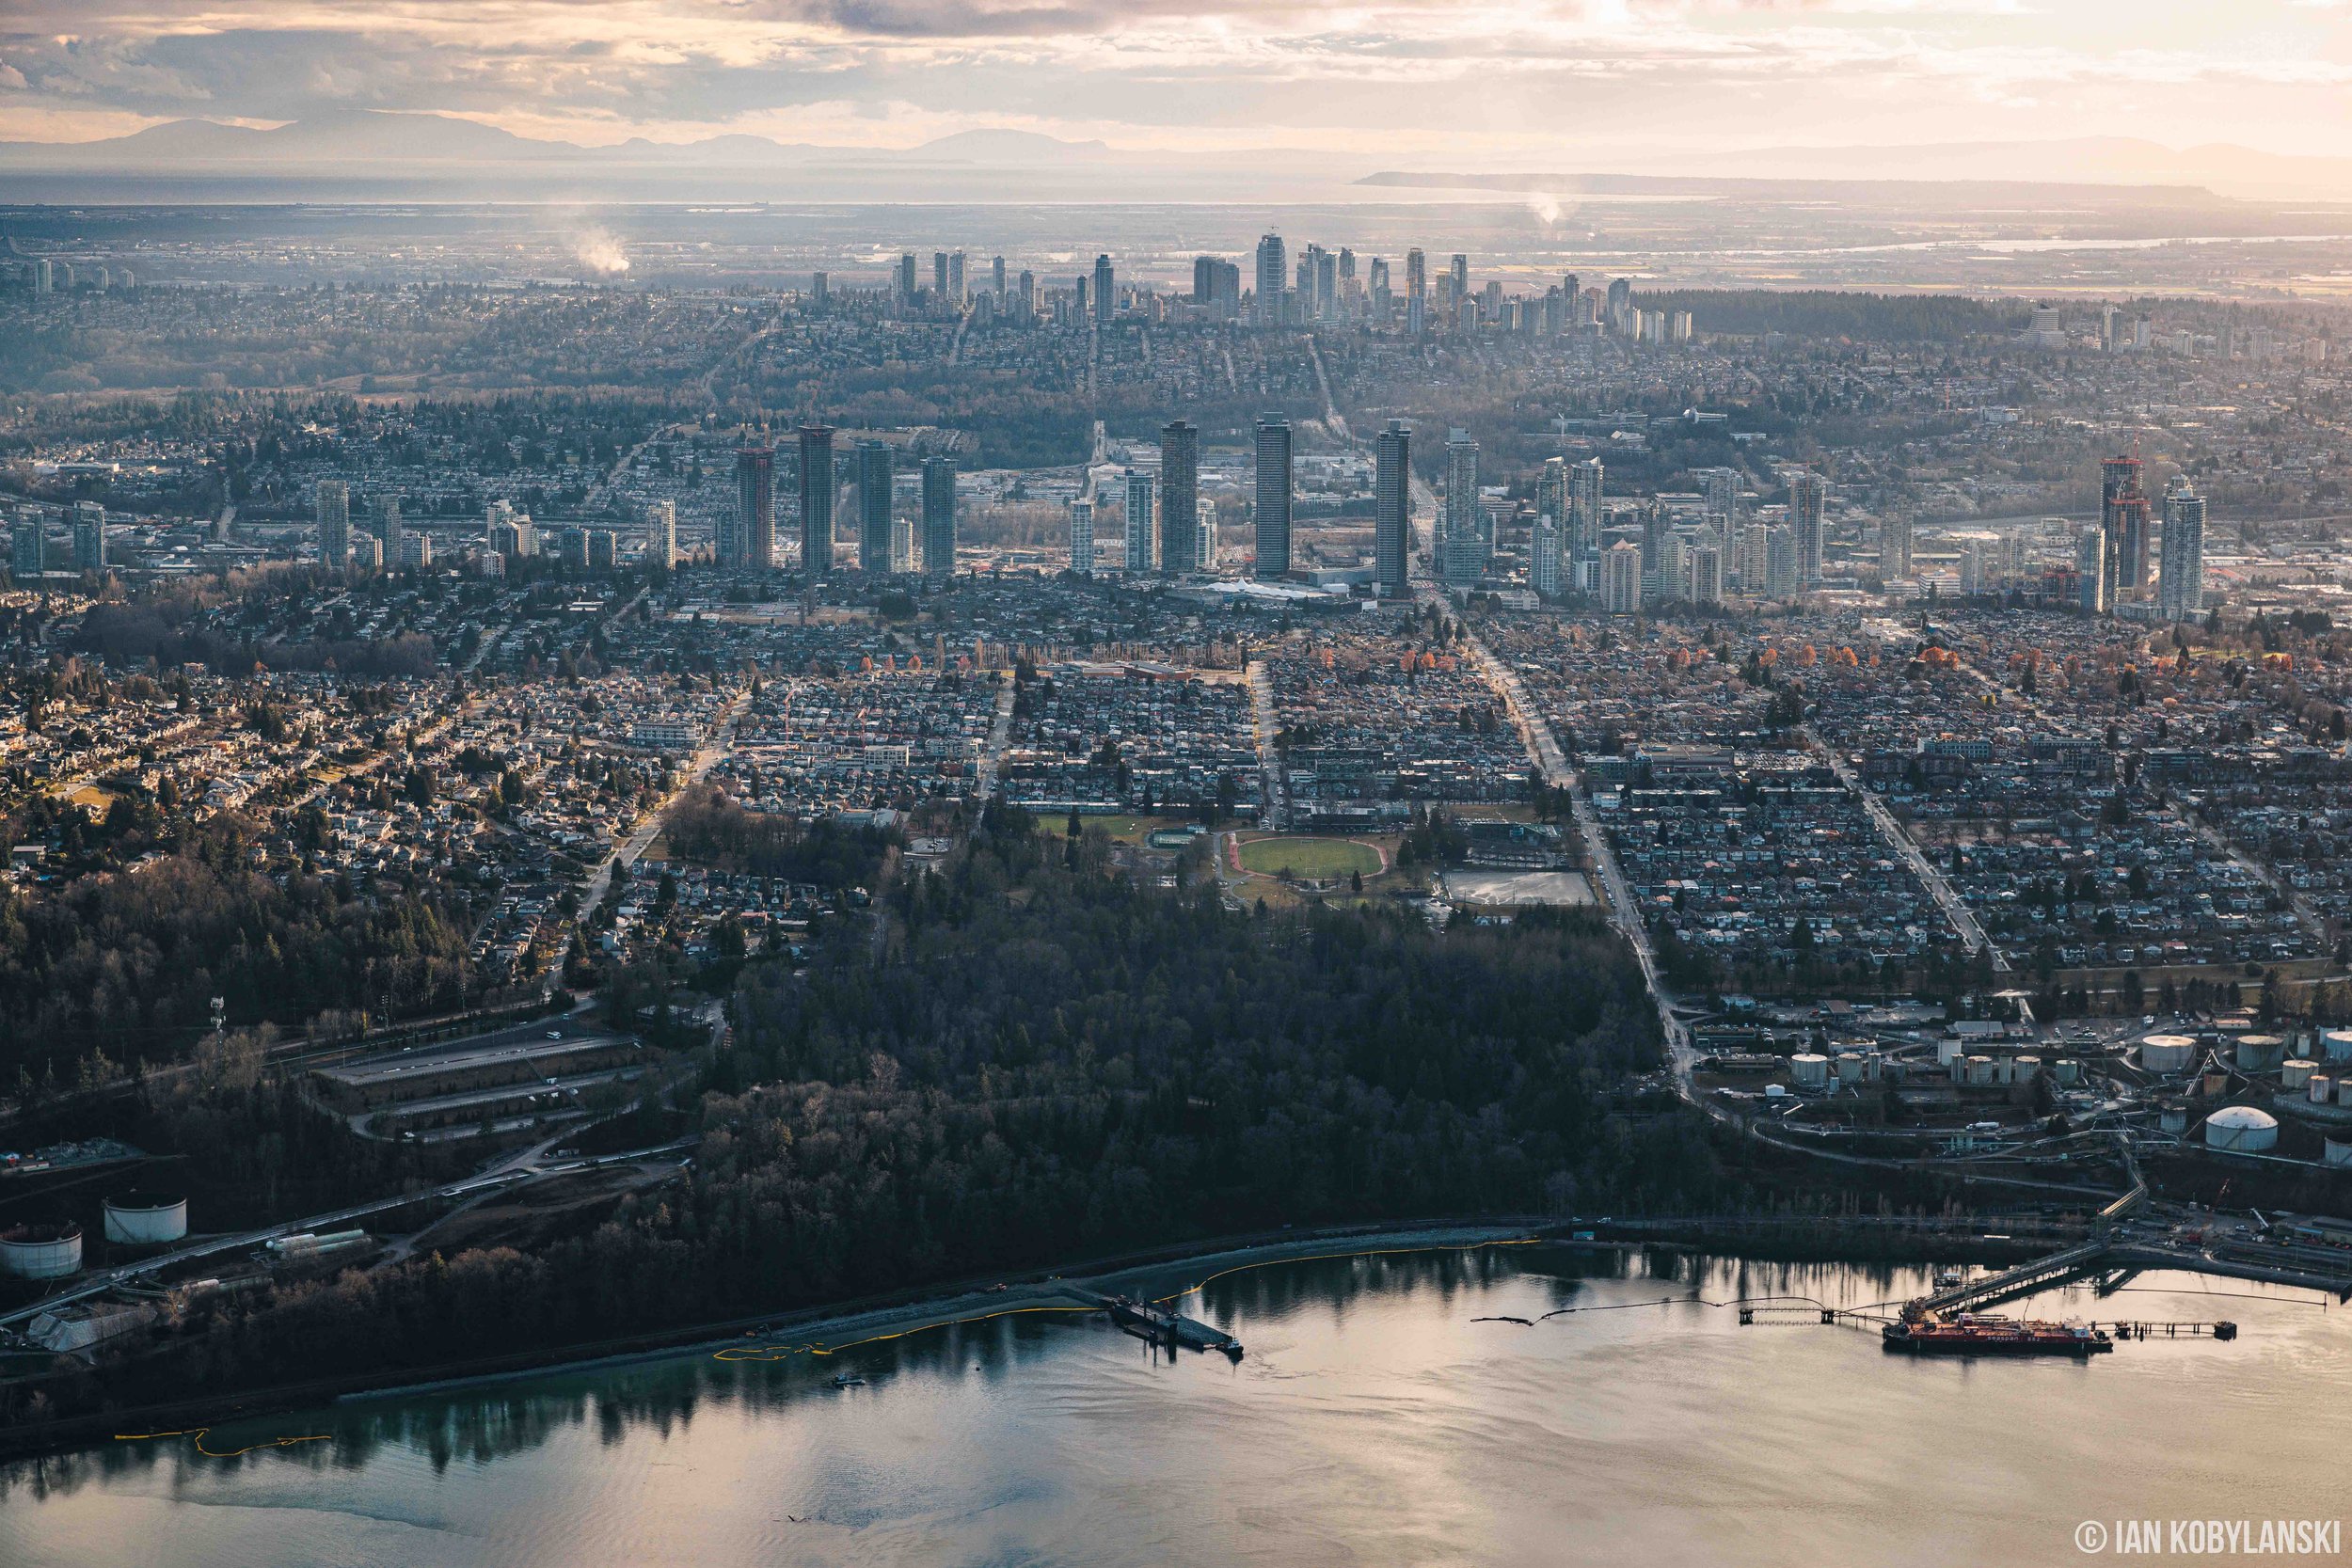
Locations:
572;227;630;277
1525;192;1566;226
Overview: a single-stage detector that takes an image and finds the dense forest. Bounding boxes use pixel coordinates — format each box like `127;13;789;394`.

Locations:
18;806;1723;1422
0;824;481;1095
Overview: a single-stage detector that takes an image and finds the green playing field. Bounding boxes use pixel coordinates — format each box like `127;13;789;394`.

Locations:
1235;836;1385;879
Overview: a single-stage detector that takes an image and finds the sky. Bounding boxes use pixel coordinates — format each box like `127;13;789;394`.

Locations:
5;1;2352;162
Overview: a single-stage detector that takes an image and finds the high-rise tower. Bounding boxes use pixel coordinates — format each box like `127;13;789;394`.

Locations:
922;456;957;578
798;425;834;574
1159;420;1200;574
1253;414;1293;578
1375;421;1410;595
736;443;775;569
856;440;893;571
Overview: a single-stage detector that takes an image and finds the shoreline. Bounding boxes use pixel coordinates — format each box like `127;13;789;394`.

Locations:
342;1221;1538;1404
11;1212;2279;1462
0;1217;1547;1461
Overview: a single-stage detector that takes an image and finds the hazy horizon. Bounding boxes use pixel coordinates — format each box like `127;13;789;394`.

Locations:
6;1;2352;190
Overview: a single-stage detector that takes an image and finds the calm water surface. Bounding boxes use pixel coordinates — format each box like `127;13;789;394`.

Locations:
4;1246;2345;1567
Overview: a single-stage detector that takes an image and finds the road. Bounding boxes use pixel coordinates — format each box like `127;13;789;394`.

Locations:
1801;722;2007;973
0;1132;696;1330
975;677;1017;801
1305;334;1350;443
1244;658;1282;828
1456;630;1694;1092
582;688;750;911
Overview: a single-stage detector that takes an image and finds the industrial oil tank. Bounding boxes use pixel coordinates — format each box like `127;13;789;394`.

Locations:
2203;1106;2280;1153
1965;1055;1996;1086
2318;1028;2352;1063
2158;1101;2189;1134
103;1191;188;1246
2139;1035;2198;1074
0;1221;82;1279
2013;1055;2042;1082
1836;1053;1865;1085
2326;1137;2352;1169
2235;1036;2287;1073
2315;1074;2337;1105
2053;1058;2082;1085
1789;1053;1830;1089
2282;1059;2317;1092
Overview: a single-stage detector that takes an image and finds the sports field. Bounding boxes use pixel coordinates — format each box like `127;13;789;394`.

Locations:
1234;835;1386;879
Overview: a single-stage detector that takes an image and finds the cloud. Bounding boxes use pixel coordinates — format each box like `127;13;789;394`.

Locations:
1;0;2350;160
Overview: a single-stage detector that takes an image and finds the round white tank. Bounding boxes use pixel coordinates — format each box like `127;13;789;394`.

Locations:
2140;1035;2198;1074
2282;1059;2317;1091
2339;1078;2352;1107
2159;1102;2189;1133
2013;1056;2042;1085
1836;1053;1865;1084
2314;1074;2337;1104
2235;1036;2287;1073
1790;1053;1830;1088
2203;1106;2279;1152
2326;1137;2352;1169
103;1191;188;1246
2320;1028;2352;1063
0;1221;82;1279
1936;1038;1963;1067
1965;1055;1996;1086
2053;1057;2081;1085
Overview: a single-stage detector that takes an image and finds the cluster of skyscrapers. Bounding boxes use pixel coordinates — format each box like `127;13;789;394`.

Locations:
8;499;109;578
721;430;961;578
2073;453;2205;620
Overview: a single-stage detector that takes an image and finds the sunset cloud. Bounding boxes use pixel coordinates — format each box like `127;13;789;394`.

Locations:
3;0;2350;159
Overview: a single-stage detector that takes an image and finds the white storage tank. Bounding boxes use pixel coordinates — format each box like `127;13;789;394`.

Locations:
1790;1053;1830;1089
2053;1058;2081;1085
1936;1038;1963;1068
0;1221;82;1279
1836;1053;1865;1085
2140;1035;2198;1074
2159;1101;2189;1134
2314;1074;2337;1105
2235;1036;2287;1073
2013;1055;2042;1083
2203;1106;2280;1153
103;1191;188;1246
2282;1059;2317;1092
2326;1137;2352;1169
1965;1055;1996;1086
2319;1028;2352;1062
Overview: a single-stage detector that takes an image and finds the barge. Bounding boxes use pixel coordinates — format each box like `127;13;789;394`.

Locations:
1883;1304;2112;1357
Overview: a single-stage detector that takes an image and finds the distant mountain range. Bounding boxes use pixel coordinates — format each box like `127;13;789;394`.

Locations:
1367;137;2352;205
0;112;1138;169
6;112;2351;206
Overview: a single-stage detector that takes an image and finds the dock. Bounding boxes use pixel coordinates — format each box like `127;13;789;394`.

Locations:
1102;1295;1243;1358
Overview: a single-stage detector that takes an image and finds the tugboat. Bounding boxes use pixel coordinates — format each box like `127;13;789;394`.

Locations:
1883;1302;2112;1357
831;1371;867;1387
1932;1268;1965;1290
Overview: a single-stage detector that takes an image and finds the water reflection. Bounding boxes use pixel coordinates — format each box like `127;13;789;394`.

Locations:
3;1246;2343;1568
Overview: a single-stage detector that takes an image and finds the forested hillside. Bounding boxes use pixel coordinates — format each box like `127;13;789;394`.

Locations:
37;807;1718;1418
